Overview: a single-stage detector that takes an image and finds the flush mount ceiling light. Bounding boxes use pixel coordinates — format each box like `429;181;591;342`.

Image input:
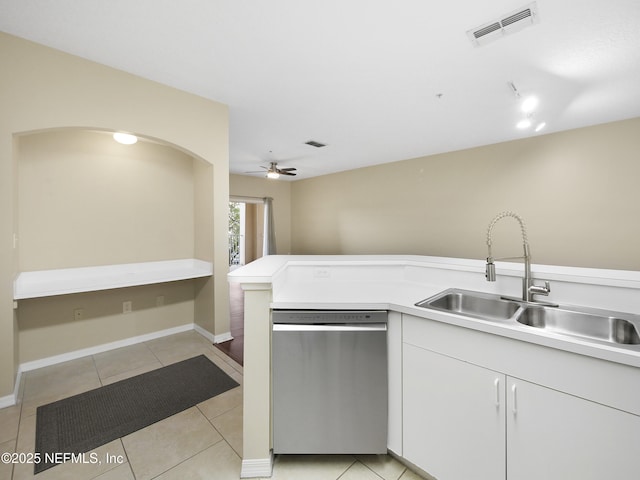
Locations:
113;132;138;145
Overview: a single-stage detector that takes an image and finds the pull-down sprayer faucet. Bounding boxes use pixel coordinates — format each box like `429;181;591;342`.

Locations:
485;211;551;303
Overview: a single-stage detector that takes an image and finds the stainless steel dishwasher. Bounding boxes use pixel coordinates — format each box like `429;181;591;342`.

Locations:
272;309;388;454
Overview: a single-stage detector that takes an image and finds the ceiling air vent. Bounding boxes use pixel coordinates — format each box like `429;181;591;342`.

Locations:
305;140;326;148
467;1;540;47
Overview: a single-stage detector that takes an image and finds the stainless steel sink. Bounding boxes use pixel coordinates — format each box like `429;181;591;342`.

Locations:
415;288;521;321
416;288;640;349
517;305;640;345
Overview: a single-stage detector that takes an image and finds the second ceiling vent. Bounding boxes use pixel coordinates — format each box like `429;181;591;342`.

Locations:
467;2;540;47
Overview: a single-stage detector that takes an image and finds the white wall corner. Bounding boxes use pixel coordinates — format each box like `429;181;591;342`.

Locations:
193;323;216;343
0;368;22;408
0;393;16;409
240;455;274;478
213;331;234;344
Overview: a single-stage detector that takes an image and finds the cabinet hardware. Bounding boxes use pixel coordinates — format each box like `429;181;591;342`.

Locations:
494;378;500;407
511;384;518;414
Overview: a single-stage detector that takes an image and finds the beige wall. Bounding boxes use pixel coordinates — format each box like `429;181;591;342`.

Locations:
18;282;195;363
18;130;196;270
230;174;292;255
0;33;228;398
291;117;640;271
241;203;264;263
193;158;216;334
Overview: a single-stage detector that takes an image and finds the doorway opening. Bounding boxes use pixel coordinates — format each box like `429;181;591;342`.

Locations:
218;197;268;365
228;200;265;270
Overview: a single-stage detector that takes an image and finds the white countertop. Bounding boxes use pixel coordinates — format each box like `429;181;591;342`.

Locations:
15;258;213;299
229;255;640;368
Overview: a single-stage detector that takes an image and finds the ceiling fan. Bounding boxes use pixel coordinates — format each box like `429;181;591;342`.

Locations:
247;161;297;179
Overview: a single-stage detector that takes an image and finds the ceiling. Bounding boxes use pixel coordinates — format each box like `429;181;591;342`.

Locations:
1;0;639;180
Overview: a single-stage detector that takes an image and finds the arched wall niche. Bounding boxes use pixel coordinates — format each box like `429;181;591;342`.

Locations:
16;127;212;271
0;33;229;401
14;125;220;365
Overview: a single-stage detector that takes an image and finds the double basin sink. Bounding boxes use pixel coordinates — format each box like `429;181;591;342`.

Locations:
416;288;640;348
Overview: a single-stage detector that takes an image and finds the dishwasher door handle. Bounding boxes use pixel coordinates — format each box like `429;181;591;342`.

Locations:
273;323;387;332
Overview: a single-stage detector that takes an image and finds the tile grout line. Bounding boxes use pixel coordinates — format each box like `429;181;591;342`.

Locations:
115;438;136;480
90;354;104;387
334;458;359;480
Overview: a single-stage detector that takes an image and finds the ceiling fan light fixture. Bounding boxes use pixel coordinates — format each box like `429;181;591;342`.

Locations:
267;170;280;179
517;118;532;129
521;95;539;113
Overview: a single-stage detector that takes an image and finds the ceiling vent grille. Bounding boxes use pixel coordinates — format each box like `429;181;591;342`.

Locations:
467;2;540;47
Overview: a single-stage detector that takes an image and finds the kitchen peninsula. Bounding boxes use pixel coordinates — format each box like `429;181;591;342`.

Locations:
229;255;640;479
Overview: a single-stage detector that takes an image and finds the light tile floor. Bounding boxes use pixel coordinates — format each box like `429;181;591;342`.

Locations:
1;330;426;480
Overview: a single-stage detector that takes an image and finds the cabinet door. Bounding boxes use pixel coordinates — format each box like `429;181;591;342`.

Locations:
403;343;506;480
507;378;640;480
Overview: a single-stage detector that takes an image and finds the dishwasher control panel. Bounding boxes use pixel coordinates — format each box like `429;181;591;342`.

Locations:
272;309;387;325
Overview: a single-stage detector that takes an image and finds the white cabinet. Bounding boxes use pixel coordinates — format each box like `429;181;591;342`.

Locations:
402;313;640;480
506;377;640;480
403;343;506;480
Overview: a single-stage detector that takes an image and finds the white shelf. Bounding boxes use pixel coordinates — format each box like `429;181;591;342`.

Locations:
14;259;213;300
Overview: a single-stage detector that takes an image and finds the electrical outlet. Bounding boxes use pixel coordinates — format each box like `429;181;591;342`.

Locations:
123;301;132;314
156;295;165;307
74;308;84;320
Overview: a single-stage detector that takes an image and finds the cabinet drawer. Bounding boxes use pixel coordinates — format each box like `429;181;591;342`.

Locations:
402;313;640;416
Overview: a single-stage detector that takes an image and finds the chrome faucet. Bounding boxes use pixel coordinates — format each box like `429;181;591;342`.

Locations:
485;211;551;303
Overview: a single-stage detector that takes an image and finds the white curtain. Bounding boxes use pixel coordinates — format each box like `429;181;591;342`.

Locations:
263;197;277;255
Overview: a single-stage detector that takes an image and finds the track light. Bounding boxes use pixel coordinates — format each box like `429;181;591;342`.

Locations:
509;82;546;132
521;96;539;113
517;118;532;129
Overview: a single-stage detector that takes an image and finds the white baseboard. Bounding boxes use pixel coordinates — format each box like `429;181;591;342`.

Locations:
0;368;21;409
193;323;214;343
0;394;15;409
213;331;234;344
240;454;273;478
2;323;197;407
193;323;232;344
19;323;194;373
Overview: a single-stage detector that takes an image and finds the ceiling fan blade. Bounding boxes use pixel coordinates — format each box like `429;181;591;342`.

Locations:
245;161;298;177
